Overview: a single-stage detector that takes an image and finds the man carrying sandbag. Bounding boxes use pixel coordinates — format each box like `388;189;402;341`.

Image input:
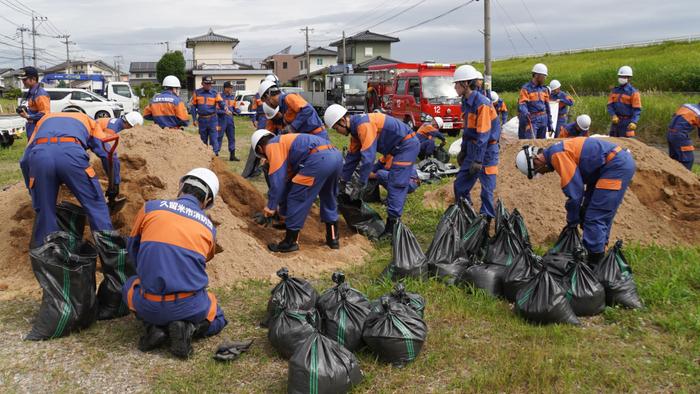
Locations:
515;137;636;265
123;168;227;358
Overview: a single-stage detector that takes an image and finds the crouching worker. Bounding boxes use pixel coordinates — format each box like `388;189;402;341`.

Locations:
123;168;227;359
515;137;636;266
251;129;342;252
417;116;446;160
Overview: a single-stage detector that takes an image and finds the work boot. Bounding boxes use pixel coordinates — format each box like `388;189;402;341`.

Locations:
193;320;211;339
230;151;240;162
268;229;300;253
325;222;340;249
168;320;196;359
587;251;605;268
138;324;168;352
378;216;398;241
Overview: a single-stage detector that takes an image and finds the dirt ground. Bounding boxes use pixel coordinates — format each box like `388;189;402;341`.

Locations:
424;137;700;247
0;125;370;301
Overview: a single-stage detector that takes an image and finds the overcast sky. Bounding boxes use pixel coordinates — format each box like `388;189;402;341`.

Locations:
0;0;696;70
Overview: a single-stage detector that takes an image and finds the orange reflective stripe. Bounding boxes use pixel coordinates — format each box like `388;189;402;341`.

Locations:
127;278;140;312
142;291;195;302
357;123;378;151
85;166;96;177
631;92;642;108
475;104;493;133
596;178;622;190
677;106;700;126
292;174;315;186
681;145;695;152
176;102;190;121
518;88;530;104
382;154;393;169
402;132;417;141
266;134;297;174
484;165;498;175
368;112;386;131
29;177;35;189
140;210;215;257
310;126;324;135
310;144;333;154
618;94;633;105
392;161;412;166
608;93;619;104
606;146;622;163
205;97;216;105
625;130;636;137
550;151;578;188
206;292;218;322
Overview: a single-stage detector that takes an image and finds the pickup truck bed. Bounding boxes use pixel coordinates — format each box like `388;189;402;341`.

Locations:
0;115;26;148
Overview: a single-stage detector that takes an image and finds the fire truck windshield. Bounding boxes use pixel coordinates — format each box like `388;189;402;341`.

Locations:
343;75;368;95
421;76;460;104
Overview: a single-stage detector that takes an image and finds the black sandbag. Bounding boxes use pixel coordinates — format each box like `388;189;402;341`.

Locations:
565;256;606;316
457;215;490;260
434;145;450;163
93;230;135;320
288;322;363;394
337;193;385;240
425;204;469;275
56;201;87;240
362;297;428;366
595;240;643;309
542;252;574;282
381;283;426;318
503;251;542;303
508;208;531;247
458;197;478;224
494;199;510;234
431;257;475;285
316;272;371;352
263;267;319;327
548;226;584;255
241;146;262;179
269;307;320;359
361;179;381;202
460;262;507;297
514;270;580;325
26;232;97;340
485;222;523;268
383;221;427;280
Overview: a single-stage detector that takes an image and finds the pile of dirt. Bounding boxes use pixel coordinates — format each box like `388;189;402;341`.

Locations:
0;125;370;300
424;137;700;247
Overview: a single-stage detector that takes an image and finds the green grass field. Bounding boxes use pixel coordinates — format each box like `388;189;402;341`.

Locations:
1;122;698;392
474;40;700;94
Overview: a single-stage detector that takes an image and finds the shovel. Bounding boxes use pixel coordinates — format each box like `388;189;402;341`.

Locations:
101;135;126;213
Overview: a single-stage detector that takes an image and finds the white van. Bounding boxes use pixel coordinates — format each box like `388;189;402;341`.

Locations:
104;82;139;113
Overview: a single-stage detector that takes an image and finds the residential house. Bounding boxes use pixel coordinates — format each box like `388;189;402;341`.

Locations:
185;29;269;93
292;47;337;91
129;62;158;85
262;46;299;85
329;30;400;68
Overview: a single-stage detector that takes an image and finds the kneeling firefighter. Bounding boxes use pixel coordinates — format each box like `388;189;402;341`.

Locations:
123;168;227;359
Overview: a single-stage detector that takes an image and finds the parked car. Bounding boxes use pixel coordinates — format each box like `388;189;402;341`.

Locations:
20;88;123;119
0;115;25;148
234;90;256;117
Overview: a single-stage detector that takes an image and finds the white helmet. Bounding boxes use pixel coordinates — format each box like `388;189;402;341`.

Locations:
257;80;277;98
124;112;144;127
549;79;561;91
433;117;444;129
532;63;548;76
515;145;541;180
453;65;482;82
180;168;219;209
490;91;499;103
324;104;348;129
576;114;591;131
251;129;274;158
162;75;181;88
264;74;279;84
263;103;279;120
617;65;633;77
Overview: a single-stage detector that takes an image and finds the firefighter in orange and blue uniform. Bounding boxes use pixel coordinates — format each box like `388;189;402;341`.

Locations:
453;65;500;219
251;131;342;253
324;105;420;238
143;75;190;129
548;80;575;133
516;137;636;265
17;67;50;140
19;112;119;247
416;116;446;160
251;93;267;129
607;66;641;138
218;81;241;161
259;81;329;140
518;63;553;139
667;103;700;170
490;91;508;125
123;168;227;358
191;76;226;154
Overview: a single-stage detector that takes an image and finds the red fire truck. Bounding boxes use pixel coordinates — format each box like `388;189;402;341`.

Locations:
366;63;463;135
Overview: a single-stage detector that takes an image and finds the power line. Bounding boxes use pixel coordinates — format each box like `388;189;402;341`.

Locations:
0;14;20;26
365;0;427;31
7;0;35;14
353;3;406;34
518;0;551;52
493;0;536;53
342;0;393;28
0;0;31;16
387;0;477;35
493;0;518;55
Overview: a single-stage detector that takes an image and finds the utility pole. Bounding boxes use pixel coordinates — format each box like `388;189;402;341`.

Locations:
483;0;492;90
342;30;347;66
113;55;123;81
17;26;29;67
31;13;48;68
58;34;74;66
300;26;313;90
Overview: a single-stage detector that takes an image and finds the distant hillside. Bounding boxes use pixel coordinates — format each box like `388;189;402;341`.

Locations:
472;41;700;94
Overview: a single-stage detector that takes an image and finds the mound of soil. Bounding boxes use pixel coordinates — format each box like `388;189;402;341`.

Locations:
424;137;700;247
0;125;369;300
